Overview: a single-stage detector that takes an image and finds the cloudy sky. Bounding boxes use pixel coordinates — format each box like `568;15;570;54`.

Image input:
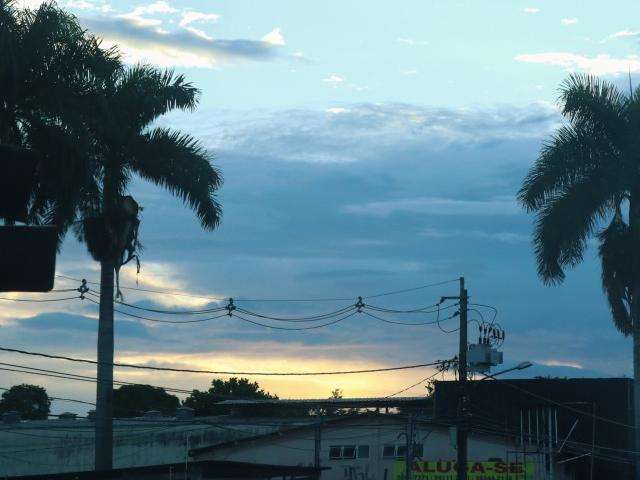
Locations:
5;0;640;414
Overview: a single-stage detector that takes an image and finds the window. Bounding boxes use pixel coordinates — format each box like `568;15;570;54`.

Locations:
329;446;342;459
342;445;356;459
383;445;396;458
358;445;370;459
396;445;407;458
413;443;424;458
330;444;370;460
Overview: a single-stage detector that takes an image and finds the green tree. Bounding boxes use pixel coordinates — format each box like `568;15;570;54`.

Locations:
518;73;640;477
0;384;50;420
113;384;180;418
0;0;119;226
184;377;276;416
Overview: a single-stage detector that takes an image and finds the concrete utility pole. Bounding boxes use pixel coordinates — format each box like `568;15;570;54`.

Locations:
441;277;468;480
457;277;468;480
405;414;414;480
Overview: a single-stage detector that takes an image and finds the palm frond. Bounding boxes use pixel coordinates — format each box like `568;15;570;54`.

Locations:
128;127;222;229
559;73;628;150
518;124;619;211
598;214;633;335
532;174;617;284
25;119;100;243
114;64;199;130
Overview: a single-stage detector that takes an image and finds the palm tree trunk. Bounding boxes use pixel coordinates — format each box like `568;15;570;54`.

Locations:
630;196;640;480
95;258;114;471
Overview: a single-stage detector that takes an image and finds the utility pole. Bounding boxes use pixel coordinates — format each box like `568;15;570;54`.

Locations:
441;277;468;480
405;414;414;480
457;277;468;480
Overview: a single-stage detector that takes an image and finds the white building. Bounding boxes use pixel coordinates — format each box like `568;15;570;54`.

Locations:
191;414;572;480
0;397;577;479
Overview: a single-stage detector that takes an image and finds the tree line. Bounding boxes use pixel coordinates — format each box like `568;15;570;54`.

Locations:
0;377;277;420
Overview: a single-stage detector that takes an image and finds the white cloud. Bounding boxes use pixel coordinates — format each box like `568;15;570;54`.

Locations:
515;52;640;75
401;69;418;76
421;228;527;243
119;1;177;28
342;196;519;218
523;7;540;14
396;37;428;46
179;10;220;28
323;74;345;84
537;359;583;369
561;18;578;26
326;107;348;114
609;29;640;39
82;16;278;69
261;28;285;46
135;1;177;15
13;0;46;8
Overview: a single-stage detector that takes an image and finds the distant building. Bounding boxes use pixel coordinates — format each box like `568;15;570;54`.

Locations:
434;377;634;479
0;412;308;477
0;393;595;479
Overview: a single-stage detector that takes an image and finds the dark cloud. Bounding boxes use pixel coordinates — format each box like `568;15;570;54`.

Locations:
18;312;152;340
81;17;278;64
39;101;631;380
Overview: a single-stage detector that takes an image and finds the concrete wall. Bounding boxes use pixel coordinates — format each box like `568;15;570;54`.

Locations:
0;417;282;477
195;418;572;480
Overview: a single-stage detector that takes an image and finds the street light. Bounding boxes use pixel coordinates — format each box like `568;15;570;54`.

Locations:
480;361;533;380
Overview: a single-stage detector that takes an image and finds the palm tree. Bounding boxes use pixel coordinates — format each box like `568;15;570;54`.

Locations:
0;0;120;227
2;3;222;470
76;64;222;470
519;73;640;476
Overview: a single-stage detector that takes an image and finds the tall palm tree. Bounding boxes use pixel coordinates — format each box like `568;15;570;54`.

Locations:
76;64;222;470
519;73;640;476
0;0;120;227
2;3;221;470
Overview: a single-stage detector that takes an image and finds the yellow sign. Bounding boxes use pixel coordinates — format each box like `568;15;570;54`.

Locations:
394;460;535;480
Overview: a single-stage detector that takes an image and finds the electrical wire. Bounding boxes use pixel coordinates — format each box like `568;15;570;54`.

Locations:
363;279;460;299
384;366;448;398
55;274;226;303
234;304;358;323
0;363;193;394
231;310;358;330
362;302;459;315
56;274;460;304
0;295;80;303
360;309;459;326
85;295;230;324
470;303;498;325
112;298;226;315
0;346;448;376
473;376;635;430
0;386;94;406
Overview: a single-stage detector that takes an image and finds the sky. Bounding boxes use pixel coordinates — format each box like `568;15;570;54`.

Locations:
5;0;640;414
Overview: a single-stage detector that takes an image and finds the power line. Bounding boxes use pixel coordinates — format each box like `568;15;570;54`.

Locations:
475;376;635;430
56;274;459;304
0;346;447;376
363;279;459;299
469;303;498;325
85;295;230;324
0;295;80;303
361;309;459;326
0;363;193;394
231;311;358;330
112;298;227;315
0;386;94;406
234;304;358;322
362;302;457;314
385;366;450;398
